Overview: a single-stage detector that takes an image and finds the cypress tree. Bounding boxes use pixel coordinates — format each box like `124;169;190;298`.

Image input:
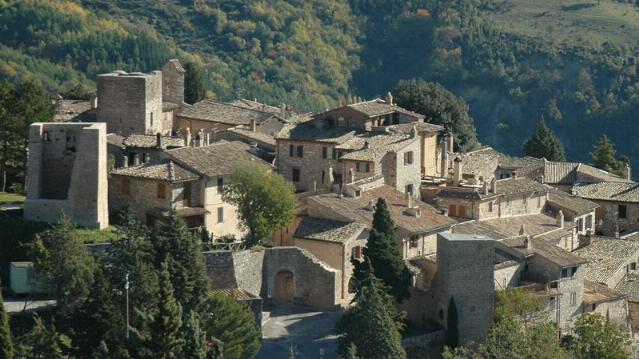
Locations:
446;297;459;349
522;118;566;161
182;311;208;359
184;62;206;104
335;261;406;359
0;284;13;359
591;135;619;172
354;198;412;302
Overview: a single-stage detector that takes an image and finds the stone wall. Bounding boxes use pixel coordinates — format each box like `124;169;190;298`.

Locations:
108;176;173;221
594;200;639;236
494;262;522;290
421;132;438;177
393;138;422;198
582;297;629;329
201;177;245;239
277;139;342;192
162;60;184;105
24;123;109;229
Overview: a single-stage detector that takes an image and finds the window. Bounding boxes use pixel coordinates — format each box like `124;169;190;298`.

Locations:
150;112;154;127
122;178;130;194
217;177;224;193
292;168;300;182
409;236;419;248
352;246;362;260
322;147;328;159
586;215;593;230
332;148;337;160
157;183;166;199
629;262;637;273
459;205;466;218
561;268;568;278
217;207;224;223
365;163;370;172
392;112;400;124
404;151;414;165
488;201;493;212
619;205;627;219
570;292;577;306
321;170;326;184
289;144;294;157
571;267;578;277
296;145;304;157
449;204;457;217
577;218;584;232
356;162;361;172
406;184;414;196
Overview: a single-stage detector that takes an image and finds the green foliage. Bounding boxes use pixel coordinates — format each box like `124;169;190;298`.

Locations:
344;343;359;359
0;80;54;191
132;261;184;359
353;198;411;303
202;293;261;359
223;161;297;247
0;284;13;359
571;313;630;359
184;62;206;105
335;261;406;359
151;216;210;313
14;314;70;359
446;297;459;349
522;118;566;161
0;211;47;285
591;135;628;176
182;311;208;359
32;214;96;318
393;79;479;151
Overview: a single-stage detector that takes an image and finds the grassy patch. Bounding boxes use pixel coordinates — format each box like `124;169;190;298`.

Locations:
483;0;639;48
72;226;119;244
0;192;25;205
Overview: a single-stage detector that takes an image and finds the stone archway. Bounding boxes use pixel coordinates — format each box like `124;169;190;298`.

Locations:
274;270;295;304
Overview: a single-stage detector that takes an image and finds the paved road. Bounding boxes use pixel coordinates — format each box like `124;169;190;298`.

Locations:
256;307;343;359
3;297;56;313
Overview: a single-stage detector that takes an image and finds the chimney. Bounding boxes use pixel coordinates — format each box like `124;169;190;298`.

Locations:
557;210;564;228
519;224;526;236
453;157;463;186
122;155;129;168
250;119;257;132
447;135;454;153
280;103;289;119
91;95;98;110
185;127;192;147
156;132;162;148
491;178;497;193
385;91;393;106
482;180;488;194
623;164;631;180
441;142;449;178
133;153;140;166
524;235;533;250
349;168;355;184
406;192;413;209
538;175;545;184
168;161;175;182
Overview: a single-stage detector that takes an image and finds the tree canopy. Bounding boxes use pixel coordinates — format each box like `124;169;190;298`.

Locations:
591;135;629;177
522;118;566;161
0;283;13;359
223;161;297;247
571;313;630;359
184;62;206;105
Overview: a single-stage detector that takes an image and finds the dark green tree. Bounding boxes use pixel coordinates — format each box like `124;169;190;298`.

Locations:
184;62;207;104
344;343;359;359
202;293;260;359
446;297;459;349
393;79;479;151
32;214;96;318
132;262;184;358
522;118;566;161
353;198;411;302
335;261;406;359
571;313;630;359
0;80;54;192
0;282;13;359
223;161;297;247
151;216;210;313
591;135;623;174
15;315;68;359
182;311;208;359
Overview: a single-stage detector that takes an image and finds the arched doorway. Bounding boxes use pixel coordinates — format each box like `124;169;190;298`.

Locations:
274;270;295;304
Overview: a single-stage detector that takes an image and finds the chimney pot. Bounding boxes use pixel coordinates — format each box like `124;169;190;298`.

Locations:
133;153;140;166
491;178;497;193
156;132;162;148
123;155;129;168
557;210;564;228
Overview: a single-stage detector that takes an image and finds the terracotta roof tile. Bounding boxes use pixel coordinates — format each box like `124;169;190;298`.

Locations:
573;181;639;203
573;236;639;286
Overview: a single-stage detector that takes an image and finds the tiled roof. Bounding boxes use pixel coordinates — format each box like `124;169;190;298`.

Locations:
573;182;639;203
166;141;271;178
544;161;630;184
460;147;500;180
381;122;443;134
228;98;282;114
53;99;96;122
225;126;276;146
582;280;625;305
276;122;358;144
573;237;639;286
437;177;546;201
107;133;125;149
347;99;425;119
177;99;275;125
110;161;199;182
294;217;367;243
452;213;573;241
500;235;586;267
309;185;456;237
165;59;185;73
339;133;416;162
614;273;639;302
123;134;185;148
545;186;598;215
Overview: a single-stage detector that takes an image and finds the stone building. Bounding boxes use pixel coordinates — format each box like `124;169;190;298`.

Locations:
293;217;368;306
573;181;639;236
276;97;442;194
24;122;109;229
544;186;598;236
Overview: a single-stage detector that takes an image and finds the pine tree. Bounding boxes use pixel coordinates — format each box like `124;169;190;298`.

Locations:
132;262;184;358
353;198;411;302
19;315;67;359
184;62;206;104
335;261;406;359
0;284;13;359
151;216;210;314
182;311;208;359
591;135;619;173
344;343;359;359
522;118;566;161
446;297;459;349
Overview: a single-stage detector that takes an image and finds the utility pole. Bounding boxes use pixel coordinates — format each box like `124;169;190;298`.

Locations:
125;272;130;339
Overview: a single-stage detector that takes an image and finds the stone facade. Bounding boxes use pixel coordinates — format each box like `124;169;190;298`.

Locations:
161;59;185;105
203;247;342;310
97;70;165;137
24;123;109;229
594;200;639;236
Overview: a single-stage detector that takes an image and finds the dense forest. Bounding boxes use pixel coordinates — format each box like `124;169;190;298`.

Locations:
1;0;639;168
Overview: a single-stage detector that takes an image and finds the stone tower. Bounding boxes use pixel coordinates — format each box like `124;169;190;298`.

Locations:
97;70;163;136
24;123;109;229
436;232;495;345
162;59;185;105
